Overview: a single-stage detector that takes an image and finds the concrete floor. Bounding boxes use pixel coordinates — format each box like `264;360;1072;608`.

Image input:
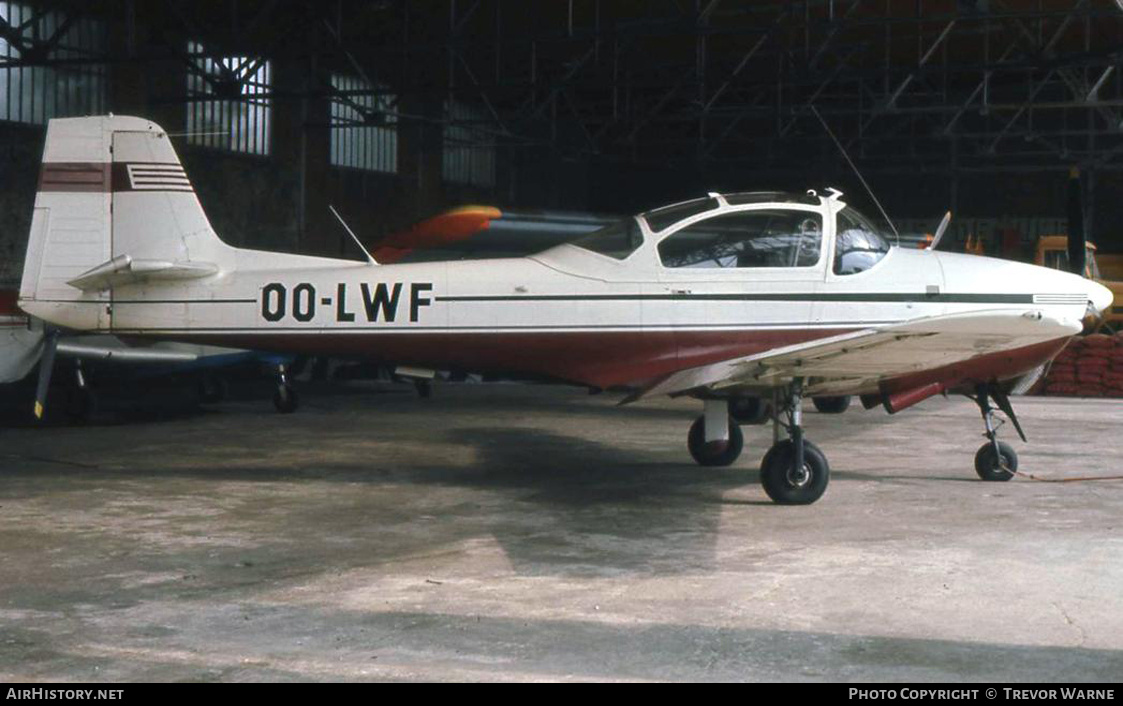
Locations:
1;383;1122;682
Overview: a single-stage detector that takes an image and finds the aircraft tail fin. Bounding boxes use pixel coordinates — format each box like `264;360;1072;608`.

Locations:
19;116;226;330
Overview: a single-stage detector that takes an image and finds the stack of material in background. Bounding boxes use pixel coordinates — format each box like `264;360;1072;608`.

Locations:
1041;333;1123;398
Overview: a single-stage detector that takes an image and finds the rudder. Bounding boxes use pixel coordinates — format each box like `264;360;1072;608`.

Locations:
19;116;226;331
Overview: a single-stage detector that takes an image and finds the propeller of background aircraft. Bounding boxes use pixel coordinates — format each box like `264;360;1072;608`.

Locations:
928;210;952;250
33;328;59;420
1067;166;1086;277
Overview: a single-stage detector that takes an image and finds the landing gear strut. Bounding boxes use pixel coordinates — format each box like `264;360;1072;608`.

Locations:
760;380;830;504
273;363;298;414
64;360;96;424
970;383;1021;482
687;399;744;466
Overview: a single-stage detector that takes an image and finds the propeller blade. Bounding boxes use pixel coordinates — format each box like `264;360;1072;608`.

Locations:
929;211;952;250
33;328;59;420
1066;166;1086;276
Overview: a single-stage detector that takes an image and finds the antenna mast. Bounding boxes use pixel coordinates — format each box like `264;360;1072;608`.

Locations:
329;205;378;265
810;106;901;245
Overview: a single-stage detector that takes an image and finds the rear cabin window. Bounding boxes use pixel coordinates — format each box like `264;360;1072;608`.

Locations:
834;209;891;275
658;209;823;269
570;218;643;260
642;198;719;233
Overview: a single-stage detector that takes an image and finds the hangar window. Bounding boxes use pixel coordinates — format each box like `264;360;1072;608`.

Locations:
659;209;822;269
330;73;397;174
833;208;891;275
443;100;496;189
0;2;107;124
185;41;271;155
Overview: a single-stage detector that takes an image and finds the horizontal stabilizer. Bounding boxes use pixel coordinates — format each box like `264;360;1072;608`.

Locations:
67;254;218;291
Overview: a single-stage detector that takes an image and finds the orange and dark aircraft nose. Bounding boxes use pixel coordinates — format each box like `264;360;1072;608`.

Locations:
373;206;502;263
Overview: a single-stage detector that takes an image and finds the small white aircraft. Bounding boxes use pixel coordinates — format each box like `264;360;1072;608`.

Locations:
18;116;1113;504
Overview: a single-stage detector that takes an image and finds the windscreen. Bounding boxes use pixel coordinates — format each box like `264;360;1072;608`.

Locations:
834;208;891;275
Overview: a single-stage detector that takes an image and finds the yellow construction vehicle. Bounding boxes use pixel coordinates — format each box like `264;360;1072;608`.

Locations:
1035;236;1123;332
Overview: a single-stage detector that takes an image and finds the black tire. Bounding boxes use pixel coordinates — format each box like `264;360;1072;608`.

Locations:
974;441;1017;481
64;387;96;425
197;375;228;405
273;385;299;414
760;439;830;505
729;396;769;425
812;395;851;414
415;380;433;399
687;415;744;467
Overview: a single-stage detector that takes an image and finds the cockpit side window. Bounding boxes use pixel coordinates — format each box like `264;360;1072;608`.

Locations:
658;209;823;269
834;209;890;275
570;217;644;260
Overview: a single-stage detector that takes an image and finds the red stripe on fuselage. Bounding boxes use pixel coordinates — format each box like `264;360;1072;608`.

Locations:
0;289;24;319
123;327;1072;394
880;337;1069;395
118;328;857;389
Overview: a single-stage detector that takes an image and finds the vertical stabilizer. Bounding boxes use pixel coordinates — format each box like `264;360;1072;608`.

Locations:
19;116;227;331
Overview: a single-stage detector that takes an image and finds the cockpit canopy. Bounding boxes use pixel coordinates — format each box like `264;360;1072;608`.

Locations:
567;191;891;275
658;209;823;269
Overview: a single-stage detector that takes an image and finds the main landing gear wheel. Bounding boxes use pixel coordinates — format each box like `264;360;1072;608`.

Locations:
812;395;851;414
272;363;299;414
975;441;1017;482
759;379;831;504
687;415;744;467
760;439;830;505
197;374;228;405
64;361;96;425
64;385;96;425
273;384;298;414
729;396;769;425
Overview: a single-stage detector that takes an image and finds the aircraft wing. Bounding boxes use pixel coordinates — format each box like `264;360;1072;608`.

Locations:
633;309;1081;400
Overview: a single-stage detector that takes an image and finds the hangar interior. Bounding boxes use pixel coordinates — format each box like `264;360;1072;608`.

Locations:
3;0;1123;684
3;0;1123;281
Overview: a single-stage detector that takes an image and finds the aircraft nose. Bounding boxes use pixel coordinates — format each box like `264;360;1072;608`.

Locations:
1088;280;1114;315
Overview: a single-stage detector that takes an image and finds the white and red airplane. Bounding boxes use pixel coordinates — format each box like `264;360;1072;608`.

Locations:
18;116;1113;504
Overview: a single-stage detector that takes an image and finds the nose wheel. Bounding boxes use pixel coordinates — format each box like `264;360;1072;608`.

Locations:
975;441;1018;482
970;383;1023;482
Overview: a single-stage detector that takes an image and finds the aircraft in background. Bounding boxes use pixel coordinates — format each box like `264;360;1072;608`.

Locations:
2;288;296;422
18;116;1112;504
